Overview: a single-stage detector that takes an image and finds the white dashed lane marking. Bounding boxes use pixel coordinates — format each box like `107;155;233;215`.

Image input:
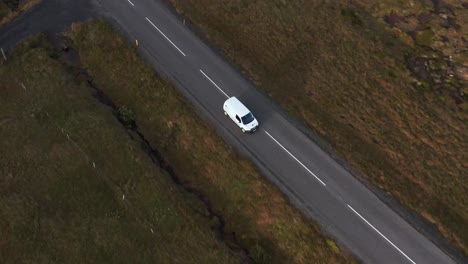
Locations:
264;130;326;186
145;17;186;56
199;69;230;98
347;204;417;264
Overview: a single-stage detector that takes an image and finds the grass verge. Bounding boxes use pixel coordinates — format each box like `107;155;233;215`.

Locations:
0;34;238;263
70;20;356;263
0;0;41;27
171;0;467;253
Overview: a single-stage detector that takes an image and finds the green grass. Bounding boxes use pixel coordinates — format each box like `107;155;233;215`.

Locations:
415;30;433;47
70;20;355;264
0;34;237;263
170;0;468;253
327;239;340;254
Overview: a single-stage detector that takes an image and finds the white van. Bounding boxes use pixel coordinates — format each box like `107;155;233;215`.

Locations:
223;97;259;133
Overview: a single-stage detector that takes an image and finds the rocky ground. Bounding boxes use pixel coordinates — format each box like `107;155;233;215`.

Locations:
362;0;467;104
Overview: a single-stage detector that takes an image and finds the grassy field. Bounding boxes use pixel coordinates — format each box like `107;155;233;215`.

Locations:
70;20;355;263
0;34;238;263
170;0;468;253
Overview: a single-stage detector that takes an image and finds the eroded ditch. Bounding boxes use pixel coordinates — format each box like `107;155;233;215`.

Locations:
56;40;253;263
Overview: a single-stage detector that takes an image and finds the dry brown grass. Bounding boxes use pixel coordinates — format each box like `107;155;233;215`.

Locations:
71;20;356;264
171;0;468;253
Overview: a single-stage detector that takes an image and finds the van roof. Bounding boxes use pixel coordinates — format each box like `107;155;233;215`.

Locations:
225;97;250;116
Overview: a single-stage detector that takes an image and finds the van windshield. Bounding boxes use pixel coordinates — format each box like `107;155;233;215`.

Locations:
241;113;255;124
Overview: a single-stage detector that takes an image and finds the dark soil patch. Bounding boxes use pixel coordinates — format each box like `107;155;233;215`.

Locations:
447;16;460;30
406;55;433;81
417;12;433;26
2;0;19;10
384;12;404;26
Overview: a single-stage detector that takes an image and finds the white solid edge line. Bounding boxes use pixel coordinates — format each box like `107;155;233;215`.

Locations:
199;69;230;98
264;130;326;186
145;17;186;56
347;204;417;264
127;0;135;6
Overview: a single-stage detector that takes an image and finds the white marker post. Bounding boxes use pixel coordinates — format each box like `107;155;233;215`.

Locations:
1;48;6;63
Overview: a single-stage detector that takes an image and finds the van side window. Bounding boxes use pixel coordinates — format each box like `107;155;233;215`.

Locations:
235;115;241;123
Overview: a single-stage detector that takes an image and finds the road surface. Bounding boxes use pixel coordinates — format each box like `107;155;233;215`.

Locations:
0;0;460;263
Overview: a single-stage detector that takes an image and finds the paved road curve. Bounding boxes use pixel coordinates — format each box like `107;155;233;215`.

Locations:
94;0;457;263
0;0;457;263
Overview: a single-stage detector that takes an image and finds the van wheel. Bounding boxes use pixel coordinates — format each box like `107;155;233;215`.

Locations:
241;128;246;133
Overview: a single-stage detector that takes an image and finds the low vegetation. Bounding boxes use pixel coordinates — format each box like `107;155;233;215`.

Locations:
0;0;41;26
0;1;12;21
170;0;467;253
0;34;237;263
70;20;355;263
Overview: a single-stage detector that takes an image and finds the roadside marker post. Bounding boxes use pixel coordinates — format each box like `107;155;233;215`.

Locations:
1;48;6;63
135;39;139;47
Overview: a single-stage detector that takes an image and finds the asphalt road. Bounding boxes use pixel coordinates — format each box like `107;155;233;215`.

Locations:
0;0;458;263
0;0;96;49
